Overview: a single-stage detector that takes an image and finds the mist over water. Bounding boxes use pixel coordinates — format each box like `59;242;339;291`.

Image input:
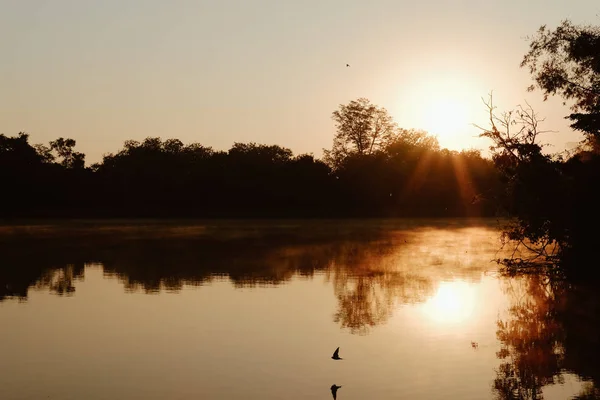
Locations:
0;220;597;399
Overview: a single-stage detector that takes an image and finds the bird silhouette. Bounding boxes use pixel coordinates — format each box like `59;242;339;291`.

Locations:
330;384;342;399
346;64;350;67
331;347;342;360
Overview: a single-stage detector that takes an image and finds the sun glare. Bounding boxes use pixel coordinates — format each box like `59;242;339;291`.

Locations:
424;98;471;141
394;74;483;151
422;281;476;324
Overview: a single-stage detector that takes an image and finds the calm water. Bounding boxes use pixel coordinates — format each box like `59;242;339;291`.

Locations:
0;220;598;400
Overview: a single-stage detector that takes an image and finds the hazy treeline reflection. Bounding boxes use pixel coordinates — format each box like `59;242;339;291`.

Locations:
2;221;598;397
494;273;600;399
1;220;498;334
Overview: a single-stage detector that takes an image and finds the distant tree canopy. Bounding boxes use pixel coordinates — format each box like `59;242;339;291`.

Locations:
0;133;90;216
49;138;86;169
92;138;333;217
324;98;398;167
0;114;500;219
324;98;443;168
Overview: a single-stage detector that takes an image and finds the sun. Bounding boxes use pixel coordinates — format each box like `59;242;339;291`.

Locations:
423;97;471;142
421;281;476;324
392;73;483;151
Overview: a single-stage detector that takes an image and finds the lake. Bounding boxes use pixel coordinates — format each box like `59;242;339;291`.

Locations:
1;219;598;400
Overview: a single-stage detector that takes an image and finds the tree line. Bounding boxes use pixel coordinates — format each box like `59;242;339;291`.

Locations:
0;102;502;219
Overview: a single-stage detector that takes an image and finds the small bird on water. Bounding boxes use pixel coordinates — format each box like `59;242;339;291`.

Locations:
346;63;350;67
331;347;342;360
330;384;342;399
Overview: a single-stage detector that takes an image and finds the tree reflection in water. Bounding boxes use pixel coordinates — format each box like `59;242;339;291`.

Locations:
0;221;497;334
494;272;600;399
4;221;598;397
326;239;434;334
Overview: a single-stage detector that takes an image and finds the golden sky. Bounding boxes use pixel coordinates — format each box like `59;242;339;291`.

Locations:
1;0;598;162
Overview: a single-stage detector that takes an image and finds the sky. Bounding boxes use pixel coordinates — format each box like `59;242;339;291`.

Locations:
1;0;599;163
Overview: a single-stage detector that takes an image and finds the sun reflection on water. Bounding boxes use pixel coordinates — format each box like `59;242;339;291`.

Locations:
421;280;476;324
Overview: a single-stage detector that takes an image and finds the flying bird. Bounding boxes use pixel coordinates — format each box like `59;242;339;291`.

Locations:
331;347;342;360
330;384;342;399
346;64;350;67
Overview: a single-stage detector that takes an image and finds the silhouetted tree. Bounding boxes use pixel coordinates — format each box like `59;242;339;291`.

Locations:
49;137;85;169
476;94;567;261
388;128;440;153
327;116;500;217
480;19;600;271
324;98;397;168
0;132;87;217
522;20;600;139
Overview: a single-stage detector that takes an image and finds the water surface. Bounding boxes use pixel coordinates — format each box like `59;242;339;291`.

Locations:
0;220;598;399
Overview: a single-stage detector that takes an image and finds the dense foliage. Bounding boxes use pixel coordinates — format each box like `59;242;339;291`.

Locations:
0;125;500;218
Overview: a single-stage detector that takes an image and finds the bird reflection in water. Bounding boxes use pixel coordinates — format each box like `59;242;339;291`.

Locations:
330;384;342;399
